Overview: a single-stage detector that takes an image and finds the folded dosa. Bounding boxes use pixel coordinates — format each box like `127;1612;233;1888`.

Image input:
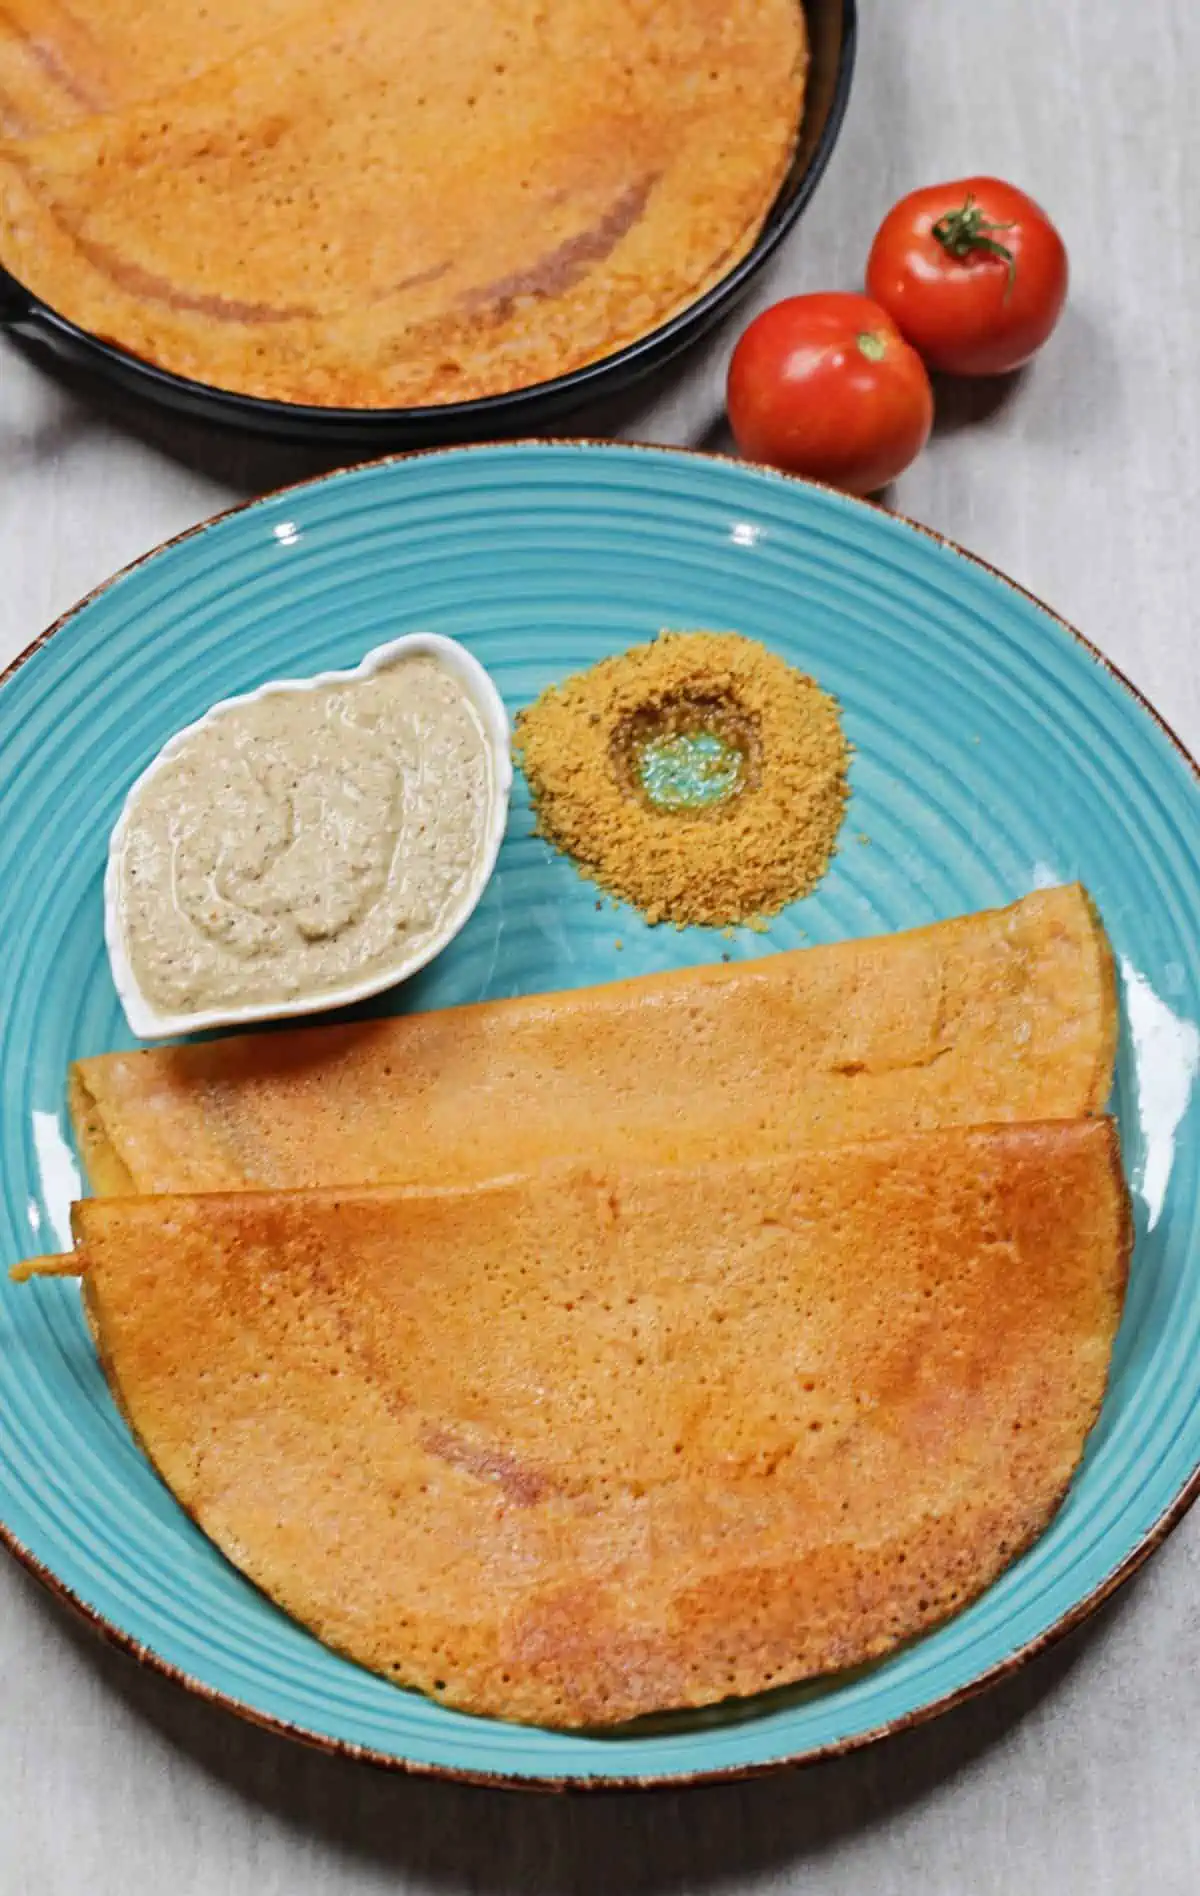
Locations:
21;1118;1130;1726
70;886;1117;1198
0;0;806;406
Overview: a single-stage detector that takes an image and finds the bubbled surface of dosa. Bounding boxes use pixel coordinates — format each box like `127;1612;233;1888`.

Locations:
70;886;1117;1198
0;0;324;138
74;1118;1130;1728
0;0;806;405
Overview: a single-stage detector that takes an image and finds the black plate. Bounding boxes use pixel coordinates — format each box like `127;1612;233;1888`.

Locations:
0;0;856;446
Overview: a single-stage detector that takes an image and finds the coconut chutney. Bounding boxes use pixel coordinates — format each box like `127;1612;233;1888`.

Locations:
115;651;497;1016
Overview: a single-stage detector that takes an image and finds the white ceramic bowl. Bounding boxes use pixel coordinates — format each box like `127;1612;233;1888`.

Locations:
104;633;512;1040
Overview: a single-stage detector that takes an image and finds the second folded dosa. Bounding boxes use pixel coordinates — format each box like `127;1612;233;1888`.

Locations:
70;885;1116;1196
21;1117;1130;1726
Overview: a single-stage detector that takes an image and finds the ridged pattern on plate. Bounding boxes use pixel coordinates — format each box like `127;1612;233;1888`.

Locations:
0;444;1198;1785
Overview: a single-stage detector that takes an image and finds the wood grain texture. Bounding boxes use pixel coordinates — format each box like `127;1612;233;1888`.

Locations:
2;0;1199;1888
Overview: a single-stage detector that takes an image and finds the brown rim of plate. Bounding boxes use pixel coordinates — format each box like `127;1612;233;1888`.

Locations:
2;438;1197;1794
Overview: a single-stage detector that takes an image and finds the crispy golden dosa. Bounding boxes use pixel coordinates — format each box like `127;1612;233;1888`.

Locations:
0;0;321;138
70;886;1117;1198
0;0;806;405
22;1119;1130;1726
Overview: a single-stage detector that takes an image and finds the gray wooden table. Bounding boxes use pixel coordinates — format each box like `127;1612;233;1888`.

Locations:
2;1;1198;1889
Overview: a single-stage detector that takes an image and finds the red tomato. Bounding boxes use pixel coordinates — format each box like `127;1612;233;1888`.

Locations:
726;292;934;495
866;178;1068;376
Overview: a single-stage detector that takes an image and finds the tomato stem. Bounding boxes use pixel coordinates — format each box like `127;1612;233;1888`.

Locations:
931;194;1017;295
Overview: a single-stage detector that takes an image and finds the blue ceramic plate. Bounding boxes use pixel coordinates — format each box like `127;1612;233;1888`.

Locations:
1;443;1198;1788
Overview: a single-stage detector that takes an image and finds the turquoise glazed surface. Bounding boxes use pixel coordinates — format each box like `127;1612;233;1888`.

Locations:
1;443;1197;1787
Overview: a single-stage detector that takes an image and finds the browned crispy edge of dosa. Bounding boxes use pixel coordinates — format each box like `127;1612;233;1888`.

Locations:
1081;886;1119;1113
68;1064;136;1195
